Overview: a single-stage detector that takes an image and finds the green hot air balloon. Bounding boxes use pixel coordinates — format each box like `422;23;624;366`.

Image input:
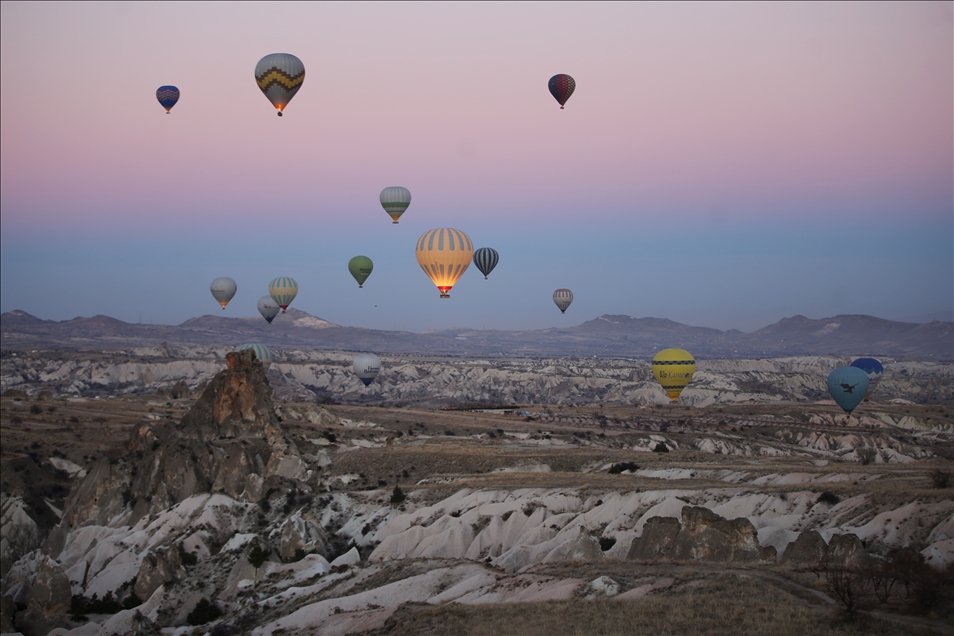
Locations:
348;256;374;288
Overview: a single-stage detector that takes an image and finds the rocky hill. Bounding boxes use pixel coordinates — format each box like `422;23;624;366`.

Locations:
2;309;951;359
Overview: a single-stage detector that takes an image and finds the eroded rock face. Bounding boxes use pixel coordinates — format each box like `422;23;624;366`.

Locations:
627;507;774;564
780;530;828;566
61;350;305;529
627;517;680;561
827;533;870;569
0;495;42;579
134;545;186;602
18;556;71;635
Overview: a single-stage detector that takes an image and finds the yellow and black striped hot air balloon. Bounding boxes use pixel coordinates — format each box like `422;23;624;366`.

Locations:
415;228;473;298
652;348;696;403
255;53;305;116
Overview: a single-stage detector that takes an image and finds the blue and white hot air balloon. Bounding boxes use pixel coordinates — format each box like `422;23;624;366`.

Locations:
239;343;272;370
850;358;884;401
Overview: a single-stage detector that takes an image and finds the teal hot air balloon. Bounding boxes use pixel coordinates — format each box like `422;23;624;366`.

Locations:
827;366;869;415
239;343;272;370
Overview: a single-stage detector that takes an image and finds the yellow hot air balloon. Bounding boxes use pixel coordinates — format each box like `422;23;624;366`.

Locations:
652;348;696;403
415;228;473;298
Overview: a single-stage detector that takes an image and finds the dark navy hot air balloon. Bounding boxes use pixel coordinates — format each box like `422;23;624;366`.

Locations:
827;366;869;415
473;248;499;279
850;358;884;401
548;74;576;109
156;86;180;113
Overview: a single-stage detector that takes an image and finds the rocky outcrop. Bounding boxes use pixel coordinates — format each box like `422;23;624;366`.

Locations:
1;495;42;578
17;556;71;635
61;350;306;529
779;530;870;569
780;529;828;566
134;546;186;602
628;506;775;563
827;533;870;569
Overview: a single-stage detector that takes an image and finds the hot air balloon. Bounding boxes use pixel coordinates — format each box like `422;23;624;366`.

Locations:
156;86;179;113
553;289;573;314
652;348;696;403
210;277;237;309
257;296;280;324
269;277;298;312
380;187;411;224
827;366;869;415
850;358;884;401
239;343;272;370
348;256;374;288
255;53;305;116
473;247;499;279
353;353;381;386
415;228;473;298
548;74;576;109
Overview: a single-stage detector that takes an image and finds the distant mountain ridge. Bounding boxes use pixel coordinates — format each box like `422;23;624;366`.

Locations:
1;308;951;359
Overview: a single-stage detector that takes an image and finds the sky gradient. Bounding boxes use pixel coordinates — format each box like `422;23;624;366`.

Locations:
2;2;952;333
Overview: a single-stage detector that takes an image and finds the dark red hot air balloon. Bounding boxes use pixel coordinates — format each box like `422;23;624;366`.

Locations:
548;74;576;109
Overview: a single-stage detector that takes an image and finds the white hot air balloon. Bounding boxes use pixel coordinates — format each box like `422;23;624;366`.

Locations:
257;296;280;323
353;353;381;386
553;289;573;314
211;277;237;309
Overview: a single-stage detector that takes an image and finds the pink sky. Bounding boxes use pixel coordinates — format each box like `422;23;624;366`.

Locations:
1;3;951;331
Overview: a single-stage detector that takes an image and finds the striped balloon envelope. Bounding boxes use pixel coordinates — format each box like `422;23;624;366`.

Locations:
548;74;576;109
210;277;237;309
239;343;272;370
380;187;411;223
255;53;305;116
268;277;298;312
415;228;473;298
156;86;180;113
652;348;696;403
553;289;573;313
473;247;499;279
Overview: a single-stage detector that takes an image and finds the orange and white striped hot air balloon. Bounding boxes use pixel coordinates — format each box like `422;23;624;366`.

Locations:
415;228;473;298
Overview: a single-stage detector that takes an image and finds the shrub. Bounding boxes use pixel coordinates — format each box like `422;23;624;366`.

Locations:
248;545;270;568
857;447;877;465
608;461;639;474
187;598;222;626
179;545;198;566
817;491;841;506
68;416;79;424
30;404;43;414
929;469;951;489
653;442;669;453
390;485;406;504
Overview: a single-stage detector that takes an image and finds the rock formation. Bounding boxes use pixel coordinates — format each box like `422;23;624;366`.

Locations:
60;349;306;530
627;506;775;563
779;530;871;570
